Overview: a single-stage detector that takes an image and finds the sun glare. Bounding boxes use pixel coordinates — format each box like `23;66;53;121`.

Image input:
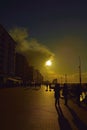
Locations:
46;60;52;66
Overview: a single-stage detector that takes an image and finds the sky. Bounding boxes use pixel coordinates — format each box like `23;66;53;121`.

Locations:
0;0;87;82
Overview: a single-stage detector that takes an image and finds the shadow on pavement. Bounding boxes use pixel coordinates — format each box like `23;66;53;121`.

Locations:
80;103;87;111
66;105;87;130
55;105;72;130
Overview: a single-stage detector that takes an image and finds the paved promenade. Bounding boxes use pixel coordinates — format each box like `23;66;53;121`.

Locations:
0;86;87;130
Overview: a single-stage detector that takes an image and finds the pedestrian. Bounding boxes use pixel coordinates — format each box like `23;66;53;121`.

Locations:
75;84;82;107
46;82;49;91
63;83;68;105
54;83;60;106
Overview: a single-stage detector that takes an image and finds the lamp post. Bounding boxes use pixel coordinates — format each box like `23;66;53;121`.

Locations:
79;56;82;86
45;60;52;90
65;74;67;83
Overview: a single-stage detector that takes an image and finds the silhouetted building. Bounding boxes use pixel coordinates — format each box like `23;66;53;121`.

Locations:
15;53;43;86
33;69;43;84
0;24;16;86
15;53;29;83
15;53;34;85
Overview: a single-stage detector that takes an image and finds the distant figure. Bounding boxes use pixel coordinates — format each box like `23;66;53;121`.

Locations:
54;83;60;106
46;82;49;91
75;84;82;106
49;83;51;91
63;83;68;105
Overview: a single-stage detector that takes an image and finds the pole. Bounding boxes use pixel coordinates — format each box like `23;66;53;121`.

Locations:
65;74;67;83
79;56;82;86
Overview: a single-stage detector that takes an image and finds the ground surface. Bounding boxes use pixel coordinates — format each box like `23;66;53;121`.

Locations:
0;86;87;130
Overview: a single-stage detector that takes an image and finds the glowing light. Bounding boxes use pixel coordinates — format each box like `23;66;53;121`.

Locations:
46;60;52;66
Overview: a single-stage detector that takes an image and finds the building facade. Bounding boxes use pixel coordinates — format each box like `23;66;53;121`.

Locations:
0;24;16;86
0;24;43;87
15;53;43;86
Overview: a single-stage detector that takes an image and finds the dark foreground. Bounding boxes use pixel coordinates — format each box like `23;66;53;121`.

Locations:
0;86;87;130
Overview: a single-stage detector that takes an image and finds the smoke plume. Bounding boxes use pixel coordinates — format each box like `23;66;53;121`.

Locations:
9;27;55;80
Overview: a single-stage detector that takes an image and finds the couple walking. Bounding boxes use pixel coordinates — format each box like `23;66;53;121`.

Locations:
54;83;68;106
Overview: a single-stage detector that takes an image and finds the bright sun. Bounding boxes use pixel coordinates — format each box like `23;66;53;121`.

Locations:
46;60;52;66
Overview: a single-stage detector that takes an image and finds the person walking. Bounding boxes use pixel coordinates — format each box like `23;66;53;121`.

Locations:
54;83;60;106
63;83;68;105
75;84;82;107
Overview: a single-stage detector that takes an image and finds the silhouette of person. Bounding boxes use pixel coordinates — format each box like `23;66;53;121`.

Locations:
46;82;49;91
54;83;60;106
63;83;68;105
